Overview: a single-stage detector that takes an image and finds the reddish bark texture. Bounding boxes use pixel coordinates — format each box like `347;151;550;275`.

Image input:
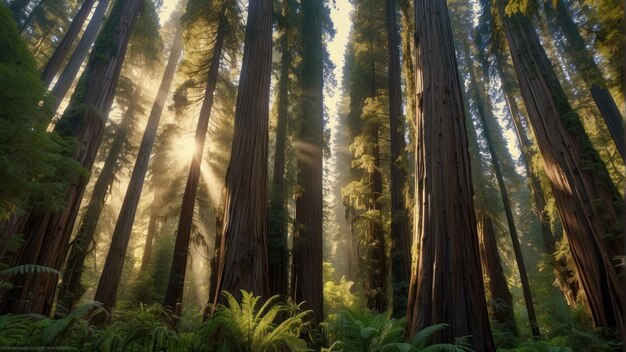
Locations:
499;2;625;336
477;215;518;336
212;0;273;305
405;1;494;350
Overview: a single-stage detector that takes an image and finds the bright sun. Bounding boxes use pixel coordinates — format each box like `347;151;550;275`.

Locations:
175;134;197;162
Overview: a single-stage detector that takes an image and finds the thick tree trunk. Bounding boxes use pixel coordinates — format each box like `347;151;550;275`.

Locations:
405;1;494;349
291;0;324;321
91;24;185;319
212;0;272;306
40;0;97;87
0;0;143;317
499;3;625;336
477;215;518;337
55;100;135;317
50;0;110;113
267;2;293;296
386;0;410;318
163;17;225;312
492;50;580;305
466;51;540;338
545;0;625;161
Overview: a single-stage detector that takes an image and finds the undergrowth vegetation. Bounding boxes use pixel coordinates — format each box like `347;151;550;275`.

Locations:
0;283;619;351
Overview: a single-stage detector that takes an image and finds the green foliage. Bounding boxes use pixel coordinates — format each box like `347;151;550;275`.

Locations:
91;304;190;351
497;326;622;351
0;4;82;220
0;301;104;348
194;290;312;351
324;307;470;352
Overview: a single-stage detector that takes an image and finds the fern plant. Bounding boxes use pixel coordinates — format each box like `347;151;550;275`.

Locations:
89;303;189;351
194;290;311;351
0;301;103;348
324;307;472;352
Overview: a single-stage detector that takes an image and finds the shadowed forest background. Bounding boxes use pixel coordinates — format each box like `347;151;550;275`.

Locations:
0;0;624;350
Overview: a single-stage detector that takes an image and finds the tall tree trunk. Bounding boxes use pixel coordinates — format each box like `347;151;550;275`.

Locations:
211;0;273;306
477;214;518;337
466;49;540;338
291;0;324;320
386;0;410;318
55;91;136;317
50;0;110;113
0;0;143;317
139;203;159;272
491;49;580;305
364;126;387;313
499;2;625;336
544;0;625;161
268;0;295;297
91;25;185;319
40;0;97;87
137;25;186;272
405;1;494;349
163;16;225;312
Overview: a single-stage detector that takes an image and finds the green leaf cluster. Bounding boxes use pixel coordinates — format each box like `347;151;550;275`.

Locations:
0;4;83;221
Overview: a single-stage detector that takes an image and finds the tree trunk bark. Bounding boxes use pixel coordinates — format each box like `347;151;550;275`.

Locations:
139;29;184;274
40;0;97;87
268;0;293;296
466;49;540;338
590;84;625;160
91;23;185;319
291;0;324;321
499;3;625;336
491;48;580;305
54;97;135;317
0;0;143;317
477;214;518;337
163;16;225;312
405;1;494;350
386;0;410;318
545;0;625;161
50;0;110;113
139;203;159;272
211;0;273;307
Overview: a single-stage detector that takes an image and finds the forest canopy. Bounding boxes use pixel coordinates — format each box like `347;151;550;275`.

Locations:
0;0;624;351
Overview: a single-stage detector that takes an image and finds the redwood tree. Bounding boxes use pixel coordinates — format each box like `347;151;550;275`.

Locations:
498;1;625;337
405;0;494;349
163;12;227;312
477;214;518;337
40;0;97;87
50;0;110;112
0;0;144;316
386;0;410;318
291;0;325;320
212;0;273;305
